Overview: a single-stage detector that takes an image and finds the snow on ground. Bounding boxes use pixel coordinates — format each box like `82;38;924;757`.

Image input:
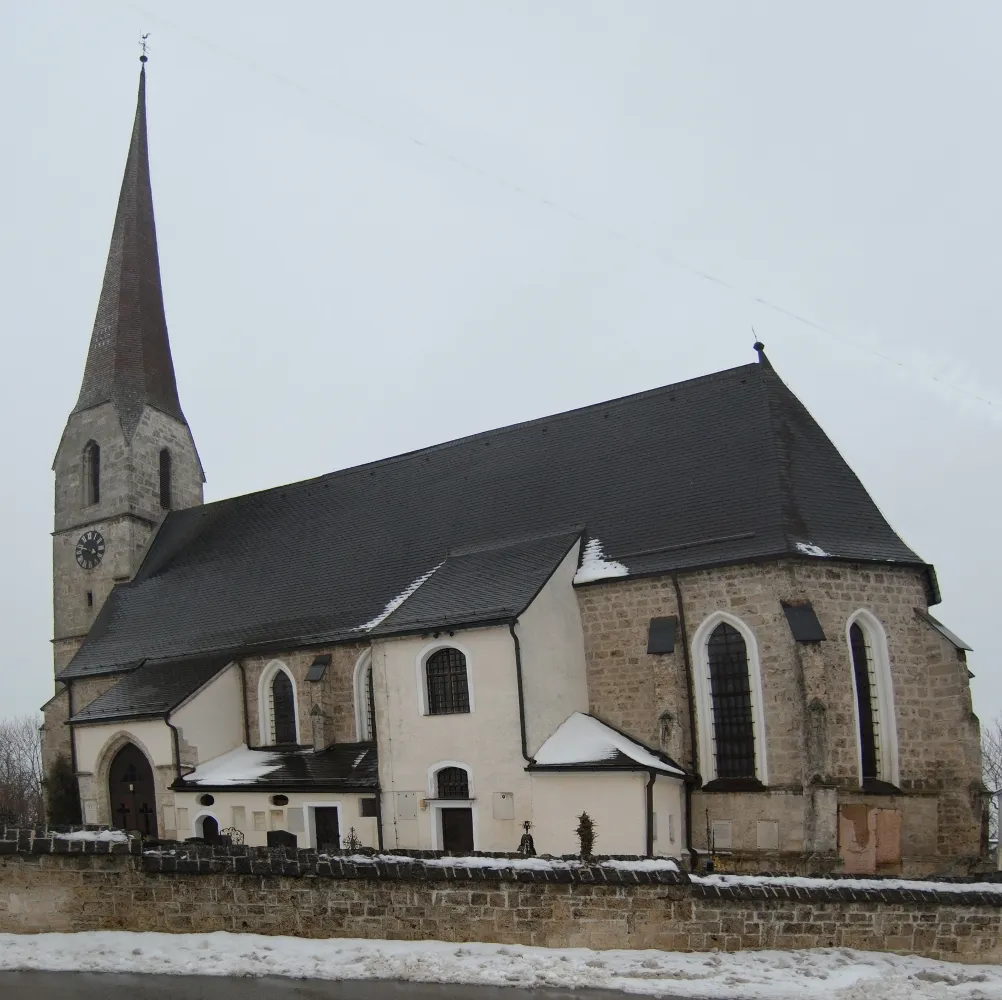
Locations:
336;854;680;873
692;872;1002;896
533;711;682;774
53;829;130;843
574;538;629;584
182;745;282;786
0;932;999;998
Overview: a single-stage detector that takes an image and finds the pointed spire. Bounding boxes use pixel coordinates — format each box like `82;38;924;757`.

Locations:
74;63;186;437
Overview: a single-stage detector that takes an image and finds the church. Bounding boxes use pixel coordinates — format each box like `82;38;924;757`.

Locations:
41;65;985;874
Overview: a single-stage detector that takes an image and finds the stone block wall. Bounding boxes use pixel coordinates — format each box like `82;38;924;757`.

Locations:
0;833;1000;963
576;558;984;868
242;643;367;748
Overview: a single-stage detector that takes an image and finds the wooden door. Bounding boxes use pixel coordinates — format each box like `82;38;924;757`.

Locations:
314;807;341;852
108;743;157;836
441;808;474;853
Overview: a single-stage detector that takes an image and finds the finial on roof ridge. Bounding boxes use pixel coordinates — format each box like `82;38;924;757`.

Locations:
752;337;772;368
140;32;150;64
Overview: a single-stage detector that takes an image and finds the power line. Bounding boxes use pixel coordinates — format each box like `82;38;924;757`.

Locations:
121;2;998;415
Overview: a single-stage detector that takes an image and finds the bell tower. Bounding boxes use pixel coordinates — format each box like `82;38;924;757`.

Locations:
51;62;204;680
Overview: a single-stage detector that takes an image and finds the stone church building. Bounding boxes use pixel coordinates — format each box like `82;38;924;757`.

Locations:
41;66;985;875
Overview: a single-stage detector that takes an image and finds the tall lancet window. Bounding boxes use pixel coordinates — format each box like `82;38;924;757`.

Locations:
846;611;899;787
159;448;172;509
706;622;757;779
83;441;101;506
270;671;297;745
850;622;881;781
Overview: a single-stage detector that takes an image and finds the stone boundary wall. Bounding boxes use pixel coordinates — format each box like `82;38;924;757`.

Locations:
2;829;1001;962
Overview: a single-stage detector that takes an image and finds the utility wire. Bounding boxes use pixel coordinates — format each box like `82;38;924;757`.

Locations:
121;1;998;414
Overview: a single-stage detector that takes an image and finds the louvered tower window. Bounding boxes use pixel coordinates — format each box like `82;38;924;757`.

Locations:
159;448;172;509
849;622;881;780
83;441;101;506
426;648;470;715
270;671;297;744
437;767;469;799
706;623;756;778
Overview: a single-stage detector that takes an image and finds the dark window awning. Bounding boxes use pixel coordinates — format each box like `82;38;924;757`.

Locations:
781;600;826;642
915;608;972;651
647;616;678;654
306;654;332;681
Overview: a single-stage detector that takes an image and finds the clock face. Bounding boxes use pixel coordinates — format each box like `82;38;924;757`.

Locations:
75;530;105;570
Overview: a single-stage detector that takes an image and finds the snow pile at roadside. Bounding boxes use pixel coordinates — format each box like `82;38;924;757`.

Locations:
1;932;999;999
336;853;680;873
53;830;130;844
573;538;629;583
693;872;1002;896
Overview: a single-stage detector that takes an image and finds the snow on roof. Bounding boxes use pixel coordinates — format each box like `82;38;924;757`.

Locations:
533;712;683;775
182;745;284;786
356;562;443;631
795;541;829;557
573;538;629;584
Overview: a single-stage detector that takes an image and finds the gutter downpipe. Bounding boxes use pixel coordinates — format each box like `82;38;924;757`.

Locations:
672;572;700;872
235;659;251;747
646;770;656;857
509;622;531;762
165;717;192;783
374;784;385;851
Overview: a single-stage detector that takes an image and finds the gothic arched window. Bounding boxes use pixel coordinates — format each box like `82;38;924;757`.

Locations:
706;622;757;779
159;448;172;509
270;670;297;744
436;766;470;799
83;441;100;506
847;611;898;786
425;648;470;715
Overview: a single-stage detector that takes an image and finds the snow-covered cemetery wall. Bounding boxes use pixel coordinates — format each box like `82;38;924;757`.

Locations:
1;829;1001;963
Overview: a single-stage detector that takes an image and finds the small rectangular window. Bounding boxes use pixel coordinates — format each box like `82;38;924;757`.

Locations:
359;797;378;818
86;591;94;608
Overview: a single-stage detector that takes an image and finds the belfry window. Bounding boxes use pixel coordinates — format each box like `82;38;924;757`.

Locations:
83;441;100;506
270;670;297;744
706;622;757;779
850;621;881;781
159;448;172;509
425;648;470;715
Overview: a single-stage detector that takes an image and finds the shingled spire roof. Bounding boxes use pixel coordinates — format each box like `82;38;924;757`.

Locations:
73;65;186;438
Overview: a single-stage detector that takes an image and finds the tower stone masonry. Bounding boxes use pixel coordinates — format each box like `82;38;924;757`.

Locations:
43;66;203;774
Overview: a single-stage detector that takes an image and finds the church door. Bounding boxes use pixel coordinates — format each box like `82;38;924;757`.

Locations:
108;743;158;836
441;808;474;853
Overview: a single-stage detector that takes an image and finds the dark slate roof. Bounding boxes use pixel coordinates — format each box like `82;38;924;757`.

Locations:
73;66;186;438
61;356;929;679
368;531;581;636
173;742;379;791
69;653;232;724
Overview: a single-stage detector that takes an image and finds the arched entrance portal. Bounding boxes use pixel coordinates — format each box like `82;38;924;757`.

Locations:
108;743;158;836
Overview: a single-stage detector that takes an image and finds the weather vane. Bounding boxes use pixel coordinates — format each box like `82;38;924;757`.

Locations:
140;33;150;64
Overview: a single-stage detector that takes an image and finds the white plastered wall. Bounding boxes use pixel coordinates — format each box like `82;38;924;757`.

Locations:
171;789;379;849
517;540;590;757
373;625;530;853
528;771;684;857
170;664;244;766
75;719;174;773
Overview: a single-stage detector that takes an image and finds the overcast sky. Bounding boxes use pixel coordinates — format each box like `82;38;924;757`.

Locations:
4;2;1000;725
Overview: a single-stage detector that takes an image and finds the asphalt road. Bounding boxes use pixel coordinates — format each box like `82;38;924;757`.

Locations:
0;972;682;999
